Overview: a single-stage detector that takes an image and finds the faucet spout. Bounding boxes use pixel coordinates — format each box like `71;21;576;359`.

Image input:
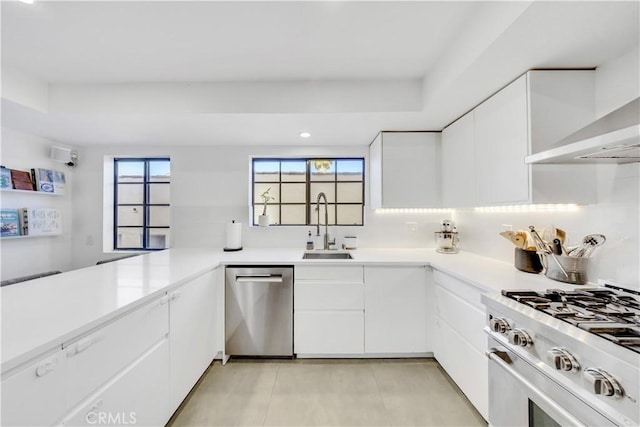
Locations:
316;192;333;250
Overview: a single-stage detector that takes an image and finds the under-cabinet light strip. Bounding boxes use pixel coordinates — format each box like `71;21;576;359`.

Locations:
473;204;580;213
374;208;454;214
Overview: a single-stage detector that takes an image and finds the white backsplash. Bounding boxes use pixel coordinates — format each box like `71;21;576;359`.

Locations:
453;163;640;290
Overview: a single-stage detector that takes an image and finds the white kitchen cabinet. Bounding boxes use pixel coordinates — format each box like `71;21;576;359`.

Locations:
64;339;170;427
473;70;596;206
364;266;429;354
65;294;169;410
169;269;217;412
369;131;441;208
441;110;475;208
432;269;488;420
294;265;364;355
1;348;67;426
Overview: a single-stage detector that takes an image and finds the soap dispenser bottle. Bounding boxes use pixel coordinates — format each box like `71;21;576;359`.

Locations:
306;230;314;250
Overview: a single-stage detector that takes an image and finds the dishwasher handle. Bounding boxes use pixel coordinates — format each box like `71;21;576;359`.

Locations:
235;275;283;283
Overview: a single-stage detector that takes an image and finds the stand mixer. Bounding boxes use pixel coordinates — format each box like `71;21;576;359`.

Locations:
435;219;459;254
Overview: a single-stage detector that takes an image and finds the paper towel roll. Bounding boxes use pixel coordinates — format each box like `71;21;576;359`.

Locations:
225;221;242;250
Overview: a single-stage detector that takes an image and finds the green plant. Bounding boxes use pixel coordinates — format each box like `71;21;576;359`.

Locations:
260;187;275;215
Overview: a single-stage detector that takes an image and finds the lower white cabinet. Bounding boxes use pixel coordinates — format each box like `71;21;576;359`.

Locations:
65;294;169;409
433;269;488;420
295;311;364;354
294;266;364;355
364;266;429;354
294;265;431;356
169;269;217;412
64;339;170;427
1;348;67;426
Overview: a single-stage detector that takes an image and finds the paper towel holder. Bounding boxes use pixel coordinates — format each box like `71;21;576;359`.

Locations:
223;220;243;252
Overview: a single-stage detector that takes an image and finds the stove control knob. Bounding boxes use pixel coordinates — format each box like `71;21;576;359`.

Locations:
490;317;511;334
584;368;624;399
508;328;533;347
547;347;580;372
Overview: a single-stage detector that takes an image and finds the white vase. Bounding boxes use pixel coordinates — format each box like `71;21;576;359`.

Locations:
258;214;270;227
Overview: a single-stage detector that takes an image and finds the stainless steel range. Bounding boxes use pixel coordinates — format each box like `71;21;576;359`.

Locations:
482;283;640;427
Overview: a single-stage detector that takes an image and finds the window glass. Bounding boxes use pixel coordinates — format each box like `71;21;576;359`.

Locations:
337;159;364;181
148;184;170;204
281;183;306;203
254;161;280;182
114;158;170;250
117;161;144;182
117;206;143;226
251;158;363;226
310;159;336;181
149;160;171;182
117;184;144;204
281;160;306;182
337;182;363;203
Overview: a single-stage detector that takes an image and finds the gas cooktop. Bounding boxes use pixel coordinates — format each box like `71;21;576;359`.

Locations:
502;285;640;353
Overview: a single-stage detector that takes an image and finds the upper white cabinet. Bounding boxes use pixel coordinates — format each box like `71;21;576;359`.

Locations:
441;110;475;208
370;131;441;208
442;70;597;206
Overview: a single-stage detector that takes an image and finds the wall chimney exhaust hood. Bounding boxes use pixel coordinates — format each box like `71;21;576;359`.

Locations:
525;98;639;164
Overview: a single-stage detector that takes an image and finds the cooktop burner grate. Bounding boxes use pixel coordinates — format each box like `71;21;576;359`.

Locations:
502;286;640;353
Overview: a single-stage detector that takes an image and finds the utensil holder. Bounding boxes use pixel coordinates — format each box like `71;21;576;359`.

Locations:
514;248;543;274
543;254;589;285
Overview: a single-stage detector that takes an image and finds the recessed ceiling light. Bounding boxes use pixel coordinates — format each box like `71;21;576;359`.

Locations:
19;0;35;4
299;132;311;138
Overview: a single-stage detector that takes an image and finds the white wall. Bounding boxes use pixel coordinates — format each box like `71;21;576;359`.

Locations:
71;143;445;269
0;128;74;280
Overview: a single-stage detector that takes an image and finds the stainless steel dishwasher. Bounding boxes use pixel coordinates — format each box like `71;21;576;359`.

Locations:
225;266;293;356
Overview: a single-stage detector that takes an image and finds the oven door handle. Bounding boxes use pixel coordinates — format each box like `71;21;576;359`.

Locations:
487;349;588;427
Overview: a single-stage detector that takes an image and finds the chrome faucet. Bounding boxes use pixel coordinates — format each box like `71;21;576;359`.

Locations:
316;192;335;250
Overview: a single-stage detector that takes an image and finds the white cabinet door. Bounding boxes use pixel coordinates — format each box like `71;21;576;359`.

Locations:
169;270;216;412
64;339;170;427
294;311;364;355
364;266;428;354
474;74;530;205
435;319;488;420
441;110;475;208
294;266;364;355
66;294;169;410
369;132;441;208
1;348;67;426
433;270;488;420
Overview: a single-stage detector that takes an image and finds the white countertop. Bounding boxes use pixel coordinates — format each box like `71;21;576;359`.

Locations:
1;247;579;373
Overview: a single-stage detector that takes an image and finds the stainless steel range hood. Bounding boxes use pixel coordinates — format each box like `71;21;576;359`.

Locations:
525;98;640;164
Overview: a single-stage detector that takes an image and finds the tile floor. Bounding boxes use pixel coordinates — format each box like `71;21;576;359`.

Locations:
168;358;487;427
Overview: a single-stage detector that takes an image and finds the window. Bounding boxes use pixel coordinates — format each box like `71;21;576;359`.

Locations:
252;158;364;226
114;158;170;250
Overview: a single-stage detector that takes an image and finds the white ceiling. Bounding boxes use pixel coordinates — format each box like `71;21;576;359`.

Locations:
1;1;639;147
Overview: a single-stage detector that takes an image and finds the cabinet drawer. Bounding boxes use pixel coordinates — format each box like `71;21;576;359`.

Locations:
295;265;363;282
1;348;67;426
294;311;364;354
435;285;485;354
433;269;486;309
436;319;488;420
294;282;364;310
64;338;170;427
65;295;169;408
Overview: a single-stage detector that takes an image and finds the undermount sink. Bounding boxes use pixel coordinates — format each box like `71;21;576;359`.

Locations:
302;252;353;260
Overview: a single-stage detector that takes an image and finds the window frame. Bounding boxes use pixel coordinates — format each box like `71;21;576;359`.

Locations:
251;157;365;226
113;157;170;251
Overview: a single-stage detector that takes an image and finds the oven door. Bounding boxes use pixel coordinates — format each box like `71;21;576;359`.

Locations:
487;338;616;427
